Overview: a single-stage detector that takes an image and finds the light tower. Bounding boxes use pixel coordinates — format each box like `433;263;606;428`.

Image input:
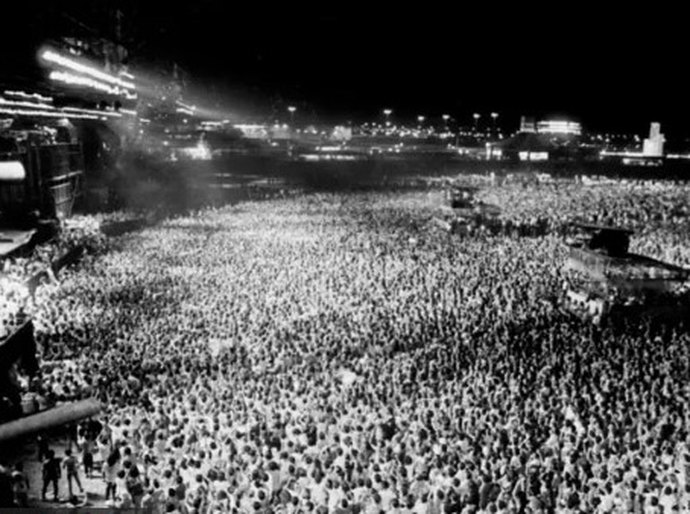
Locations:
383;108;393;126
490;112;499;133
287;105;297;126
442;114;451;135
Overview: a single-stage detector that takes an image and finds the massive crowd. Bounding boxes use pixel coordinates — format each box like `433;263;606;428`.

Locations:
1;177;689;513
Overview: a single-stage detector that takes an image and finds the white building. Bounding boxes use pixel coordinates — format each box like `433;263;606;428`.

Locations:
642;122;665;157
518;116;581;136
519;116;537;133
536;120;582;136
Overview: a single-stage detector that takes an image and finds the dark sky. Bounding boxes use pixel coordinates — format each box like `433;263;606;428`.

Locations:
3;2;689;135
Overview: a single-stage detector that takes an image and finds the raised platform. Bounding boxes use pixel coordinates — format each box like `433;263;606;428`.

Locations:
565;246;689;293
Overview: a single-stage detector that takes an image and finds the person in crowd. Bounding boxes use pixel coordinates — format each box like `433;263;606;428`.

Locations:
62;448;84;498
11;463;29;507
0;461;14;508
104;449;121;501
41;449;61;501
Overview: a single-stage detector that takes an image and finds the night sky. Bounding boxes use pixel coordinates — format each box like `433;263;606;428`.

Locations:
2;2;688;135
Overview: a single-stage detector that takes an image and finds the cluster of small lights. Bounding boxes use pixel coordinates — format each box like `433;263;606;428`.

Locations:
200;121;224;129
234;124;267;130
175;141;212;161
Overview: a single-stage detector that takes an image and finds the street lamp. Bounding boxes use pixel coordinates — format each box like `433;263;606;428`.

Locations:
287;105;296;126
383;108;392;126
491;112;499;133
473;113;481;133
442;114;450;133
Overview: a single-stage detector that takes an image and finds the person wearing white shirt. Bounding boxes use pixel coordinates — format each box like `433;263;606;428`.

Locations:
352;480;369;508
328;483;346;512
659;485;677;513
379;481;396;511
310;476;328;508
363;492;382;514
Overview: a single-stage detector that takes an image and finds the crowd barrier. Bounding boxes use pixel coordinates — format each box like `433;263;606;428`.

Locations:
0;398;101;442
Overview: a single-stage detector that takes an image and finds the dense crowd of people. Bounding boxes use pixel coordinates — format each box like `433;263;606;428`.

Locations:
1;177;689;513
481;179;690;267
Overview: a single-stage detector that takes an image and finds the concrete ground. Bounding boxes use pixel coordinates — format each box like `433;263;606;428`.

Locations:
8;434;111;509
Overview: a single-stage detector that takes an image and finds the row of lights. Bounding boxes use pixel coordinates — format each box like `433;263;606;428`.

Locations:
40;49;137;101
280;106;500;130
0;95;124;120
383;109;499;126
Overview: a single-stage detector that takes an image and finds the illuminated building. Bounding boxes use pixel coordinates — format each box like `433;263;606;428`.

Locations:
519;151;549;161
642;122;665;157
234;124;270;139
519;116;537;133
519;116;581;136
536;120;582;135
600;122;666;165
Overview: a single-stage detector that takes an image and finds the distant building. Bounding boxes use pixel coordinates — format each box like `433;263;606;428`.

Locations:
519;116;581;136
519;116;537;133
642;122;665;157
537;120;582;136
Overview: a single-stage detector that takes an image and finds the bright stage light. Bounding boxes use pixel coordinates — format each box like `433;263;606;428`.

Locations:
175;100;196;111
49;70;127;96
41;50;135;90
0;97;121;120
0;107;100;120
0;97;56;110
3;90;53;103
62;107;121;118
